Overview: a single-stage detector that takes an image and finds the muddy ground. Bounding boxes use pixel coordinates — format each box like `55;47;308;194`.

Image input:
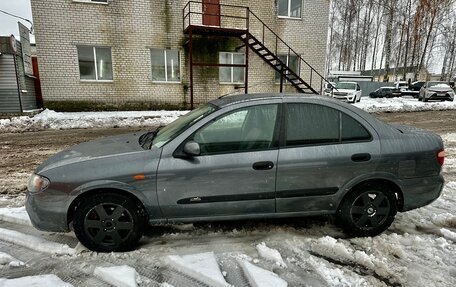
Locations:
0;110;455;197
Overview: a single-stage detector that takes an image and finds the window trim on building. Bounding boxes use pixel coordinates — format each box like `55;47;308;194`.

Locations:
77;45;113;82
219;52;245;84
277;0;302;19
72;0;109;5
151;48;181;84
275;53;301;84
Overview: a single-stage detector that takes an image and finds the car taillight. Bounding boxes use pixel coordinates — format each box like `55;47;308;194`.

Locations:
437;149;445;166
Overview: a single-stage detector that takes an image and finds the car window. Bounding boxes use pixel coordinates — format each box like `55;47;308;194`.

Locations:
193;104;278;155
286;104;339;146
151;104;216;148
341;113;371;142
285;103;371;146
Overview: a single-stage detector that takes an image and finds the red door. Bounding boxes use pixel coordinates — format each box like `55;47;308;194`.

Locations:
203;0;220;26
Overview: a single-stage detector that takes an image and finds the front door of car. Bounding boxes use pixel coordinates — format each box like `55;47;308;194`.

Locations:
156;104;280;219
276;102;381;213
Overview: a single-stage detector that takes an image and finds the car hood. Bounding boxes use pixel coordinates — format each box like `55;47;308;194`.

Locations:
427;87;453;92
36;132;146;173
334;89;356;93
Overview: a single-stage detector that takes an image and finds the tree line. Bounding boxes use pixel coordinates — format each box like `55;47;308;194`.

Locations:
326;0;456;82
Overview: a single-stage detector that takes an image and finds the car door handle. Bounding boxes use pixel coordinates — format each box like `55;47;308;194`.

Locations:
351;153;371;162
252;161;274;170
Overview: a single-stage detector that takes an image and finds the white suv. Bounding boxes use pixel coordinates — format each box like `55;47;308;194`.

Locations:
332;82;362;103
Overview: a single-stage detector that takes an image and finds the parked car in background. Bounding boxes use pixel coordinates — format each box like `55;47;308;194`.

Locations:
392;81;409;97
402;81;425;98
26;94;444;252
419;81;455;102
332;82;362;103
369;87;394;98
324;81;336;97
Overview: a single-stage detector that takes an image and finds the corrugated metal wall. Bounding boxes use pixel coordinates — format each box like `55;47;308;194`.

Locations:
0;54;22;113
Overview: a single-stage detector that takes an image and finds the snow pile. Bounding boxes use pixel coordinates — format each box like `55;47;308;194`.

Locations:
440;228;456;242
354;96;456;113
238;260;287;287
310;236;402;284
0;109;188;133
0;227;75;256
0;97;455;133
306;255;367;287
0;251;25;267
0;274;73;287
0;206;32;226
255;242;287;268
94;265;139;287
165;252;231;287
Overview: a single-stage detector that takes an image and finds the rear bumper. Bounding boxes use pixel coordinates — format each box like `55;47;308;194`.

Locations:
400;175;444;211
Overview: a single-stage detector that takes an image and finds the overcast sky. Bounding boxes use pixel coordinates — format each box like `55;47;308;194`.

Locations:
0;0;33;40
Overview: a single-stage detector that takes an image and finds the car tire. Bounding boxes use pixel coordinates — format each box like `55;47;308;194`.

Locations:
337;183;397;237
73;193;147;252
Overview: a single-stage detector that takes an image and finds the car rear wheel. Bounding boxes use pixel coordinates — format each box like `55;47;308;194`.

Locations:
73;193;146;252
337;183;397;237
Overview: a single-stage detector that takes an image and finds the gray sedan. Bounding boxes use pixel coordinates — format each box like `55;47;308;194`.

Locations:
26;94;445;252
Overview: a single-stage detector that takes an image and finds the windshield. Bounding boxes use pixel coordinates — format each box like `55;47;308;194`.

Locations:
428;82;450;88
150;104;217;148
336;82;356;90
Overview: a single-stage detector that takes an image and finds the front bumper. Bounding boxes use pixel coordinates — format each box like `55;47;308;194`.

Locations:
400;174;444;211
424;92;454;101
26;189;72;232
333;94;355;102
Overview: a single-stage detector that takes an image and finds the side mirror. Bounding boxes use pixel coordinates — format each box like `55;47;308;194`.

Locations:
183;141;200;156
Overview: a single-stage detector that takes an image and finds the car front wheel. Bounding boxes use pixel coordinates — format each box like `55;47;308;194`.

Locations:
337;183;397;237
73;193;146;252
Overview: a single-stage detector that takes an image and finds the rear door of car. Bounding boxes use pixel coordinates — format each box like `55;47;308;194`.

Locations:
275;100;381;214
156;101;282;219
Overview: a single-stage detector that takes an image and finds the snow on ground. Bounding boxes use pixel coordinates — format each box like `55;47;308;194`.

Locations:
0;109;188;133
93;265;139;287
165;252;230;287
0;207;31;226
0;274;73;287
0;97;455;133
354;96;456;113
0;227;75;256
238;259;287;287
255;242;287;268
0;251;24;267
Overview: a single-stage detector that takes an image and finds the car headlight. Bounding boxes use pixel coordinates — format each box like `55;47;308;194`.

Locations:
27;173;50;193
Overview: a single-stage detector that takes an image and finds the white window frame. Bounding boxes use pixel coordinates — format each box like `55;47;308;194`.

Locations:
72;0;109;5
78;46;113;82
151;49;181;83
275;53;301;84
219;52;245;84
277;0;302;19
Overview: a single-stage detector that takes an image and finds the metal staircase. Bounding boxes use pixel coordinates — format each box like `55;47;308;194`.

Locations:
183;1;330;107
240;33;316;94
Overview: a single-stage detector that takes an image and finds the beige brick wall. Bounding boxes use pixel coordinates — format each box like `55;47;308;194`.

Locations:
31;0;329;108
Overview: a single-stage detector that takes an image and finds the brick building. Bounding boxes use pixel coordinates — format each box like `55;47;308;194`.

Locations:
31;0;329;110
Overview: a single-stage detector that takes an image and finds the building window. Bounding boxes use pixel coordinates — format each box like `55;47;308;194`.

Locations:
151;49;180;82
219;52;245;84
278;0;302;18
275;54;300;82
77;46;113;81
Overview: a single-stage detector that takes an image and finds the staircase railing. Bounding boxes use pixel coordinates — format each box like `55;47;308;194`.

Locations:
183;1;330;94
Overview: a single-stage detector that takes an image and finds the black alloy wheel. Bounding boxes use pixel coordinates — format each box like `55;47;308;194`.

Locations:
337;184;397;237
73;193;146;252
